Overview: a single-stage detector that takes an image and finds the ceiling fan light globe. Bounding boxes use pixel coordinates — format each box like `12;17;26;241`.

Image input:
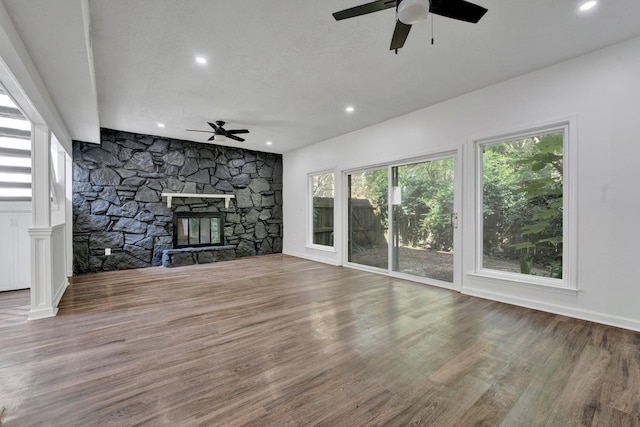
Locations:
397;0;430;24
214;134;227;142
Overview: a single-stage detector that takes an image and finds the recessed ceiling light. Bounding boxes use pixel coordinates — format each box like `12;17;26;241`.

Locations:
195;56;207;64
345;106;355;113
579;1;597;11
266;141;273;146
157;123;165;128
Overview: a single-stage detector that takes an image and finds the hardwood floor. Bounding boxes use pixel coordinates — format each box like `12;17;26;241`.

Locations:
0;289;29;327
1;254;639;426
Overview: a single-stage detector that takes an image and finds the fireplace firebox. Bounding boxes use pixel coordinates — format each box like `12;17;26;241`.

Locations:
173;212;224;248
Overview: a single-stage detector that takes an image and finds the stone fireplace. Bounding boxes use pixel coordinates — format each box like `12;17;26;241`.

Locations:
72;129;283;274
173;212;224;248
161;211;236;268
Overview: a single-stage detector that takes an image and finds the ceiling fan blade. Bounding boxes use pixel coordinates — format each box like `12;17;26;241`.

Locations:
226;129;249;134
390;20;412;50
333;0;396;20
227;134;245;142
208;135;216;141
186;129;215;133
207;121;221;132
430;0;487;23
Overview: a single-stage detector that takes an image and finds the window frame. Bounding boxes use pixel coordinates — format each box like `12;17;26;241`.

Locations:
307;169;336;251
473;120;577;290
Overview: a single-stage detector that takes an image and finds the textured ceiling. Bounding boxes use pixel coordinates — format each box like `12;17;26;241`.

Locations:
4;0;640;153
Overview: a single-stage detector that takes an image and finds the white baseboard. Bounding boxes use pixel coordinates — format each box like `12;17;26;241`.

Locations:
28;305;58;320
282;250;342;266
462;286;640;333
53;278;69;308
27;278;68;321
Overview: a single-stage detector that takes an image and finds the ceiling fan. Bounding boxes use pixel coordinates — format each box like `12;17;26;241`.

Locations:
333;0;488;52
186;121;250;142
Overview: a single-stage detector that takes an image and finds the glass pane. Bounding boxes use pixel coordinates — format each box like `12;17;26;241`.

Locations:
189;218;200;245
348;168;388;269
392;158;454;282
200;218;211;244
482;131;563;278
312;173;334;246
211;218;221;243
177;219;189;246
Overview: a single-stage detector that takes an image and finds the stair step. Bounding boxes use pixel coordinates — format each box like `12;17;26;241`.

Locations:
0;106;26;120
0;126;30;140
0;147;30;158
0;182;30;189
0;165;31;174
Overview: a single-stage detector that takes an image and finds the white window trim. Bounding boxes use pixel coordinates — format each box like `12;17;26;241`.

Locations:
307;169;336;251
474;118;577;290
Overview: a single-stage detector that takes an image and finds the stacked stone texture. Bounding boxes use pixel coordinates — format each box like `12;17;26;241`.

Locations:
72;128;283;274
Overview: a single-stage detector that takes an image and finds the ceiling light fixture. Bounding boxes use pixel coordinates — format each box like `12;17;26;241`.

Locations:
214;134;226;142
579;1;597;11
266;141;273;146
195;56;207;64
397;0;430;25
157;123;165;128
345;106;355;113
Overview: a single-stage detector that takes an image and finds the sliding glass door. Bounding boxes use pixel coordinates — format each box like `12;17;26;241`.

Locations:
391;157;455;283
346;153;459;286
347;168;389;270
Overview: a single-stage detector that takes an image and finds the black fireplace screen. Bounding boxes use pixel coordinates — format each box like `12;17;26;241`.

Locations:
173;212;224;248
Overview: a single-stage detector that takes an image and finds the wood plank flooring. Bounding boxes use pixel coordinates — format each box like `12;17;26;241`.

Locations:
1;254;639;426
0;289;29;327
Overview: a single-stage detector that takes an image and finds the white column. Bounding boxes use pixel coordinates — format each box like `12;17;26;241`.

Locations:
28;123;56;319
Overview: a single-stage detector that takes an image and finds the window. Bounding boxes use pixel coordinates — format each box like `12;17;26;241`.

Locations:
0;90;32;202
309;171;334;248
478;124;572;286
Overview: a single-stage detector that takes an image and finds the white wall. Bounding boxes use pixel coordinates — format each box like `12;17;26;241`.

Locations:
0;206;31;291
50;137;71;301
51;223;67;304
283;36;640;331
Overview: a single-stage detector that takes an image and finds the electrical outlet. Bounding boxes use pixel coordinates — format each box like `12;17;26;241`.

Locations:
105;248;111;256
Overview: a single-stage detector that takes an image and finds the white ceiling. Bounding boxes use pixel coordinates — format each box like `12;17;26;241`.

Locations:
3;0;640;154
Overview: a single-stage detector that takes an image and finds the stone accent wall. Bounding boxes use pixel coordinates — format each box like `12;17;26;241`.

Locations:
72;128;283;274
